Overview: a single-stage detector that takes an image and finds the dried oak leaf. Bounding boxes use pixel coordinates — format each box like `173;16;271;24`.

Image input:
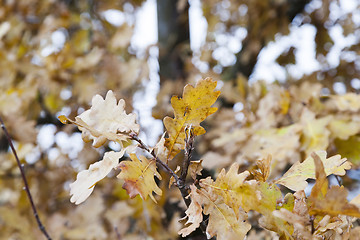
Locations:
200;163;250;219
70;150;126;205
117;153;162;203
59;90;139;147
178;184;203;237
238;181;294;239
164;78;220;161
331;93;360;112
188;159;203;180
308;152;360;218
249;155;272;182
180;164;251;239
276;150;351;191
300;109;332;156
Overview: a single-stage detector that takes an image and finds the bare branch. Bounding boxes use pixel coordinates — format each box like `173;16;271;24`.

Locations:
0;116;52;240
180;125;194;182
129;132;191;207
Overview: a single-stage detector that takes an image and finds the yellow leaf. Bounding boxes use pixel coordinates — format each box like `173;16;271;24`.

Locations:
200;163;250;219
276;150;351;191
117;154;162;203
328;119;360;140
238;181;294;238
308;153;360;218
300;109;332;155
164;78;220;161
331;93;360;112
201;192;251;240
335;136;360;165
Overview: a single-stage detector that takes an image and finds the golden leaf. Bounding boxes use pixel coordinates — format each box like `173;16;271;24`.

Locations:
117;154;162;203
276;150;351;191
163;78;220;161
308;153;360;218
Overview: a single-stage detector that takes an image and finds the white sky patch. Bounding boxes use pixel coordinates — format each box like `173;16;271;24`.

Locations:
133;46;163;146
37;124;57;150
55;132;84;159
131;0;158;51
101;9;126;27
327;24;357;67
339;0;358;14
251;24;320;83
189;0;208;52
41;28;67;57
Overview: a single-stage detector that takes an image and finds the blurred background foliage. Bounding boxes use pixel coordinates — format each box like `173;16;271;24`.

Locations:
0;0;360;239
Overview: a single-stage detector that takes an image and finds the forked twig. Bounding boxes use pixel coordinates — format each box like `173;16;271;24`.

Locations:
0;116;52;240
129;132;191;207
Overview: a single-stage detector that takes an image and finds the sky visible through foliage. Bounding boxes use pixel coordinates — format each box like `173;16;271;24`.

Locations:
2;0;360;239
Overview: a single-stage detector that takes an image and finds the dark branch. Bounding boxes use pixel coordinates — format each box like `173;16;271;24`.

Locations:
0;116;52;240
180;126;194;183
129;132;191;207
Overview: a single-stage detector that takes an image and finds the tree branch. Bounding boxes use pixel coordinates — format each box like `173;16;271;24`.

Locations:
0;116;52;240
180;126;194;183
129;132;191;207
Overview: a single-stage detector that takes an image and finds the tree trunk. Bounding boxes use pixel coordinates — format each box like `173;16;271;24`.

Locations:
157;0;190;82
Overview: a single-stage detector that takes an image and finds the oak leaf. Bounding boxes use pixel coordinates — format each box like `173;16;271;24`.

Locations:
300;109;332;156
335;136;360;165
117;153;162;203
178;185;203;237
59;90;139;147
331;93;360;112
276;150;351;191
163;78;220;161
70;150;126;205
308;152;360;218
200;163;250;219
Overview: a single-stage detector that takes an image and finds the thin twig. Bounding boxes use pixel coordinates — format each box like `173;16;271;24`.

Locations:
180;125;194;182
129;132;191;207
114;226;121;240
0;116;52;240
130;132;209;235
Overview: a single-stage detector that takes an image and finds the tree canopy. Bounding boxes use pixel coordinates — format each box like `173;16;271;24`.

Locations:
1;0;360;239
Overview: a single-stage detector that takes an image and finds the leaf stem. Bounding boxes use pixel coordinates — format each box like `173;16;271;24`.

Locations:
0;116;52;240
130;132;191;206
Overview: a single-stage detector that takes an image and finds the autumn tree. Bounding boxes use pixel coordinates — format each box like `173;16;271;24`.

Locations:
1;0;360;239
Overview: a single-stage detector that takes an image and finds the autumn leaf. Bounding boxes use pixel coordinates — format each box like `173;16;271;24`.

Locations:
201;192;250;240
188;159;203;180
163;78;220;161
70;150;126;205
249;155;272;182
331;93;360;112
178;185;203;237
308;152;360;218
335;136;360;165
238;181;294;238
276;150;351;191
328;118;360;140
200;163;250;219
300;109;332;155
59;90;139;147
117;153;162;203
